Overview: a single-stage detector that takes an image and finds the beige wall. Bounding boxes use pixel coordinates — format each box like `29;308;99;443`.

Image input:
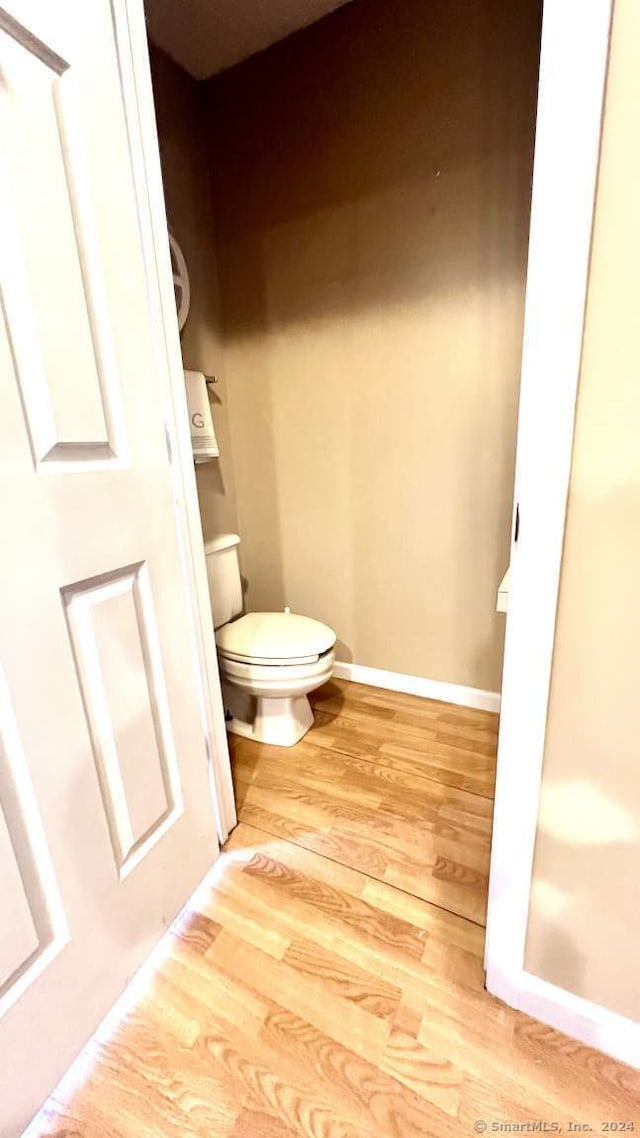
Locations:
526;0;640;1021
206;0;540;691
149;44;238;536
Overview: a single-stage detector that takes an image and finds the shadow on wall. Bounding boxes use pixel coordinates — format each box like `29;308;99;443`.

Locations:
527;806;639;1020
205;0;542;692
149;43;240;538
526;483;640;1021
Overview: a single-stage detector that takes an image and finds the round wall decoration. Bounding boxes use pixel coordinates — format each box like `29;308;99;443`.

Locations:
169;231;190;333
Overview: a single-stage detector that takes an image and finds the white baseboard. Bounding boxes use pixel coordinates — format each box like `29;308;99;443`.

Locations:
487;965;640;1070
332;661;501;713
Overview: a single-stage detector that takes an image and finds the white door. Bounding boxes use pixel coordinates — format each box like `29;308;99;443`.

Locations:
0;1;219;1131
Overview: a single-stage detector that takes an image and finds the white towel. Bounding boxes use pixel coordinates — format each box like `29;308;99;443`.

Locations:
184;369;219;462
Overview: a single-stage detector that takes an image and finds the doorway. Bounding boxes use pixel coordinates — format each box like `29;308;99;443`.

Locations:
5;0;626;1133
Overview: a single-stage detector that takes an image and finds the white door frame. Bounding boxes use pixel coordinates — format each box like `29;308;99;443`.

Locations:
484;0;640;1067
118;0;615;925
108;0;632;1058
110;0;236;842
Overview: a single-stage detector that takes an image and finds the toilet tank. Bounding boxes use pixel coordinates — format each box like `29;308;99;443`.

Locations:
203;533;243;629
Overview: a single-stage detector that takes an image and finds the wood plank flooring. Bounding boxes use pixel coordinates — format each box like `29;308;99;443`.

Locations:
33;679;640;1137
235;680;496;925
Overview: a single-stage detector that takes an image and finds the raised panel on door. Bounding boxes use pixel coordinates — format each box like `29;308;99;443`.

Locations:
0;667;67;1020
0;10;126;470
63;562;184;879
0;813;38;989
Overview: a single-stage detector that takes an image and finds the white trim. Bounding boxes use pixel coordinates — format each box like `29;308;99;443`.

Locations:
332;661;500;713
487;965;640;1070
115;0;633;1070
111;0;236;842
485;0;617;1051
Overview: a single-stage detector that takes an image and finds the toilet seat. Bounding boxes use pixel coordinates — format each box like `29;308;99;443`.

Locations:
218;644;335;747
216;611;336;666
220;649;334;688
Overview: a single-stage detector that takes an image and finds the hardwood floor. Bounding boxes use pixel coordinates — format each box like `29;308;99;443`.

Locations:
34;680;640;1137
235;680;495;925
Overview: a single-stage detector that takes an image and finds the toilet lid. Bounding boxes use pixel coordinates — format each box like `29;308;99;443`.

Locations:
216;611;336;665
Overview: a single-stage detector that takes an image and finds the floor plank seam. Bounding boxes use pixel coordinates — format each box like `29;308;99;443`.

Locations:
34;680;640;1135
227;818;489;933
259;735;497;804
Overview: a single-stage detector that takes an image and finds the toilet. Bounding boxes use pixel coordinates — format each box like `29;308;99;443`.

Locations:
204;534;336;746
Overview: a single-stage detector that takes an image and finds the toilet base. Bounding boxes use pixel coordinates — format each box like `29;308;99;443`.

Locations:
227;693;314;747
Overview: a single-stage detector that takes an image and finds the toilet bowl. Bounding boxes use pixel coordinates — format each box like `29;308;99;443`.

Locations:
204;535;336;746
219;635;335;747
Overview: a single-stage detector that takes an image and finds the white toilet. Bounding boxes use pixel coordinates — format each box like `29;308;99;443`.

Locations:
204;534;336;747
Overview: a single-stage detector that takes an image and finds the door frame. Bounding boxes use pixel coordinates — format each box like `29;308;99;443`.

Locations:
483;0;640;1064
110;0;236;842
111;0;629;1056
118;0;616;924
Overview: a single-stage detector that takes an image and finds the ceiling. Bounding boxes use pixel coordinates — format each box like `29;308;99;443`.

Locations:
144;0;354;80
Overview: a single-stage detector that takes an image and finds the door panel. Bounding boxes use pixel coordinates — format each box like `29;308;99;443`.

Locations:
63;562;183;877
0;665;67;1022
0;2;218;1131
0;12;126;469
